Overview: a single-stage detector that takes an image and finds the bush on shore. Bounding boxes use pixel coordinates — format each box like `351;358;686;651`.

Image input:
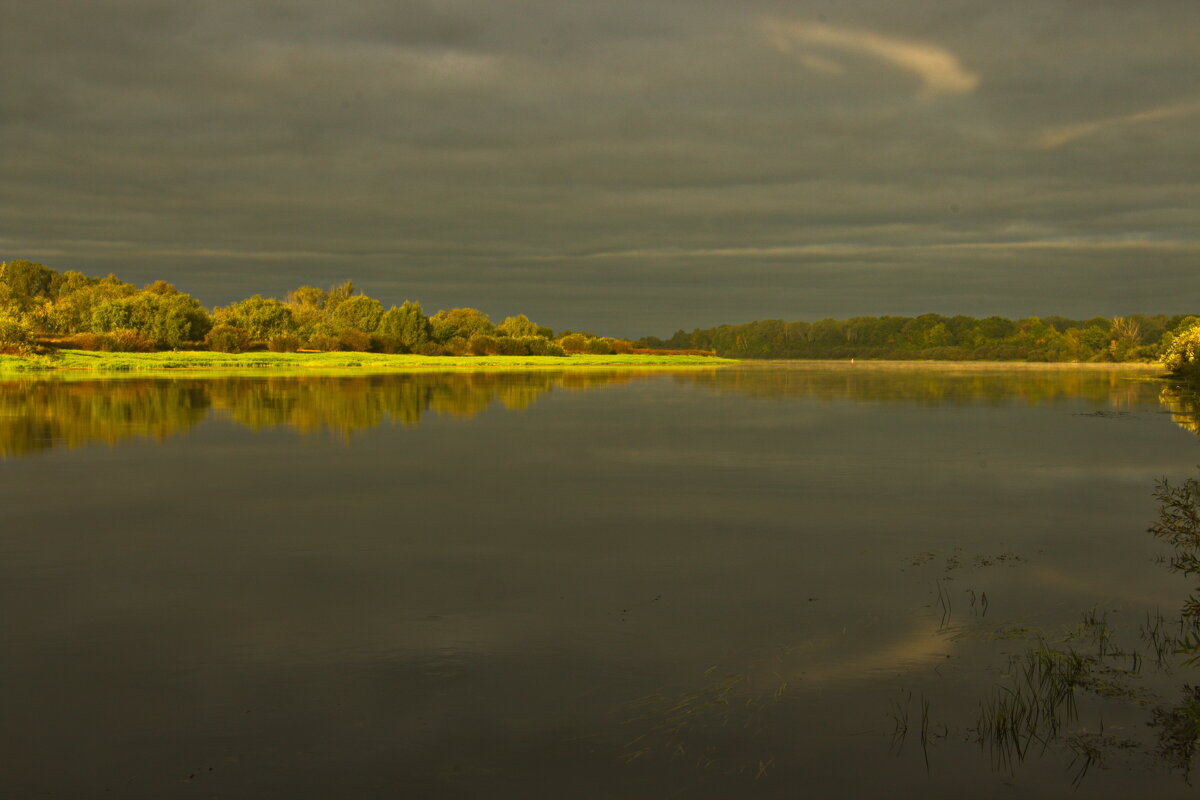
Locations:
65;329;155;352
1163;322;1200;380
205;325;252;353
0;312;35;354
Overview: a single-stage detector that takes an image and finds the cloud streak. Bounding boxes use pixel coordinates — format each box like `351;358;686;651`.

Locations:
1036;99;1200;148
570;238;1200;261
762;18;979;96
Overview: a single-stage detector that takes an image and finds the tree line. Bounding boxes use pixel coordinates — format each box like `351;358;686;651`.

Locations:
0;259;638;356
641;313;1200;365
5;258;1199;375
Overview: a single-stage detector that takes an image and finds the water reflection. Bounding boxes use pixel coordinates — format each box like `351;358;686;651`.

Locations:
0;380;211;457
1160;384;1200;437
2;364;1176;460
0;370;654;457
889;468;1200;785
3;363;1198;798
674;362;1159;407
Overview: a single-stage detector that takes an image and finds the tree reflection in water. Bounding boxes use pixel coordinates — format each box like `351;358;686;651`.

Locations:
673;362;1154;408
1160;383;1200;438
0;370;655;457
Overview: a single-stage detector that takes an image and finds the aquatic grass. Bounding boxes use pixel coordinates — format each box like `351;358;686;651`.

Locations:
934;579;953;629
618;673;750;766
966;589;990;618
1141;610;1174;671
895;471;1200;785
1150;685;1200;778
975;645;1087;772
889;692;911;753
888;690;947;772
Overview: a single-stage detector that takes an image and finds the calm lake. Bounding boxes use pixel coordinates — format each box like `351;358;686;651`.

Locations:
3;362;1200;798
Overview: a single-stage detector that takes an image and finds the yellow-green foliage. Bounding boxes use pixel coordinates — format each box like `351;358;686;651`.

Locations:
1163;322;1200;378
0;312;35;354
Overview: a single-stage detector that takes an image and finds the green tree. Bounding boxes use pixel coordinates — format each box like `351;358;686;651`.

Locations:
923;322;953;348
213;295;295;342
498;314;539;338
285;286;327;309
283;286;330;340
330;294;384;334
0;260;60;311
1109;316;1142;360
430;308;494;342
973;316;1017;343
91;290;211;348
378;300;431;350
43;273;137;334
324;280;356;314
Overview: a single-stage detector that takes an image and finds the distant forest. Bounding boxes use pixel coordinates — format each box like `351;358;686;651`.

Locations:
641;313;1200;363
0;259;643;357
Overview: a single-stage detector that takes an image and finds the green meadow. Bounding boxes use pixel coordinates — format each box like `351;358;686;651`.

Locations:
0;349;736;374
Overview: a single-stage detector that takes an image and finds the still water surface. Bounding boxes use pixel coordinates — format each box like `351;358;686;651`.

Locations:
2;363;1200;798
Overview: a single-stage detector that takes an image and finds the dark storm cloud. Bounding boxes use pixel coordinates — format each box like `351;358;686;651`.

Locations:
3;0;1198;334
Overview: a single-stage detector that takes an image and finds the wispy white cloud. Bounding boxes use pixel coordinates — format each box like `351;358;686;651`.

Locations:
795;52;845;76
569;238;1200;261
1035;100;1200;148
761;18;979;97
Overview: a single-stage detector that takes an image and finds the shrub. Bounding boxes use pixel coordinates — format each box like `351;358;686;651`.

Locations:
65;332;104;351
443;336;470;356
304;334;341;352
1163;323;1200;379
412;341;444;356
337;328;372;352
524;337;565;357
105;329;151;352
468;334;500;355
372;335;406;354
267;333;300;352
1129;344;1160;361
83;329;155;352
205;325;252;353
585;337;613;355
558;333;589;353
495;336;528;356
0;312;35;354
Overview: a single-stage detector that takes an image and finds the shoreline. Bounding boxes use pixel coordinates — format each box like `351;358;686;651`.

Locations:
0;350;1177;379
732;359;1166;371
0;350;739;375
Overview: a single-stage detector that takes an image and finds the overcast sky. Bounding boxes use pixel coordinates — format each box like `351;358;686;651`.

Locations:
3;0;1198;335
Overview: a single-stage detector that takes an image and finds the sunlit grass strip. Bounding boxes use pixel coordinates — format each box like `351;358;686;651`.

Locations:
0;350;737;373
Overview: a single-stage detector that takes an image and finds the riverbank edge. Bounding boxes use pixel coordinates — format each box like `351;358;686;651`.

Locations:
727;359;1167;371
0;350;740;375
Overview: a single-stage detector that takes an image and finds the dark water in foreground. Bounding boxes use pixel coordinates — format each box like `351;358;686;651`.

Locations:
3;363;1200;798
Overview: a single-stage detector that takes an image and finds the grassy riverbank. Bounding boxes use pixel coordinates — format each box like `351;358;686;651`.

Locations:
0;349;737;373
